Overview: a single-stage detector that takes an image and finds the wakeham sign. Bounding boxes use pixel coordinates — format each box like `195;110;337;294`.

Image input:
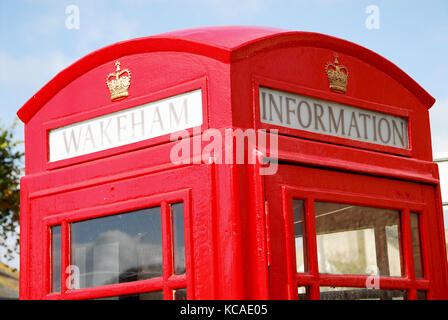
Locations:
260;87;409;149
48;89;203;162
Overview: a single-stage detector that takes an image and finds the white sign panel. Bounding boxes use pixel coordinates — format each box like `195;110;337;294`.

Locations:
260;87;408;149
49;89;203;162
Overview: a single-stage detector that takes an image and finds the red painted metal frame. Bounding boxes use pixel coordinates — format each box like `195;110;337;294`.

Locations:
264;163;443;299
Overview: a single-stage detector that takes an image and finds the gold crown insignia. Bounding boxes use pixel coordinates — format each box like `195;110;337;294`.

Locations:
106;61;131;101
325;54;348;93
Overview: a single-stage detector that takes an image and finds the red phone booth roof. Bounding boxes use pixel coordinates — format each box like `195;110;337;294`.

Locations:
17;26;435;123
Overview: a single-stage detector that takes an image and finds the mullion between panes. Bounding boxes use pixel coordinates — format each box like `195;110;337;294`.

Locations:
413;211;426;280
161;201;174;300
305;198;320;300
417;210;431;298
46;224;52;295
61;221;70;297
402;209;417;299
282;188;298;299
183;192;192;299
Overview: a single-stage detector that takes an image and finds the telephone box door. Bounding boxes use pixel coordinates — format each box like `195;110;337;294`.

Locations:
265;164;447;300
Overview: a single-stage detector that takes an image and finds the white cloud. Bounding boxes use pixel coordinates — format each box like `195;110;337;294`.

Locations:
81;13;140;49
68;5;141;55
191;0;266;18
0;50;75;89
16;1;142;57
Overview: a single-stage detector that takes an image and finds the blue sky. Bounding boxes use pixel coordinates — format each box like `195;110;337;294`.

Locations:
0;1;447;268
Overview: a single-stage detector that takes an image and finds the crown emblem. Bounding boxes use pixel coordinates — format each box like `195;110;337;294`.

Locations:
106;61;131;101
325;54;348;93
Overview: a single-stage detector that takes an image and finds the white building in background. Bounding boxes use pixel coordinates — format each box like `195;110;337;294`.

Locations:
0;262;19;299
434;152;448;255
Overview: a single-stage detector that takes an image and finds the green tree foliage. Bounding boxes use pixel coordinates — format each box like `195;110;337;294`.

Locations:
0;119;23;261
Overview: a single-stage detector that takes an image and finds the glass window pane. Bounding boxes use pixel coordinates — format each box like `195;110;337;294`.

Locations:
293;199;307;273
297;286;309;300
416;290;426;300
94;290;164;300
174;288;187;300
70;207;163;289
51;226;61;292
139;290;164;300
410;212;424;278
315;202;402;277
171;203;186;275
320;287;407;300
444;206;448;261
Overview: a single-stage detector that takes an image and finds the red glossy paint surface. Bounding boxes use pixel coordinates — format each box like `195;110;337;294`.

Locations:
17;26;447;300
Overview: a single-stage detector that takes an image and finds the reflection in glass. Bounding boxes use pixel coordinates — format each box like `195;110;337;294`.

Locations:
297;286;309;300
410;213;424;278
171;203;186;275
320;287;407;300
95;290;164;300
174;288;187;300
51;225;61;292
444;207;448;262
139;291;164;300
71;207;163;289
315;202;402;277
293;199;306;273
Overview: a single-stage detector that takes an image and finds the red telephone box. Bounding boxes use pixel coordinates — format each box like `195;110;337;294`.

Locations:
17;26;448;300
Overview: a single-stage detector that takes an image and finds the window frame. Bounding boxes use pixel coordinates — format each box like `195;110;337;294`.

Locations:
44;188;192;300
281;185;430;300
